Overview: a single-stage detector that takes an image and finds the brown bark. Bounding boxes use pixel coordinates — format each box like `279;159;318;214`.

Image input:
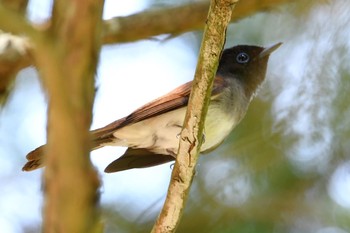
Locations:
0;1;105;231
0;32;31;103
103;0;292;44
0;0;28;14
31;0;104;232
0;0;29;103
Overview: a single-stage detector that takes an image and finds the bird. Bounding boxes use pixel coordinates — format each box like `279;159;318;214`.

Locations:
22;43;282;173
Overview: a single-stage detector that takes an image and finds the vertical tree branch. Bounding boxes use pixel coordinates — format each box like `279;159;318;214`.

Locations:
29;0;104;232
151;0;239;232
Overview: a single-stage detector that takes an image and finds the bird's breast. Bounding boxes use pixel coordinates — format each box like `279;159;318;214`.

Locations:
201;82;249;151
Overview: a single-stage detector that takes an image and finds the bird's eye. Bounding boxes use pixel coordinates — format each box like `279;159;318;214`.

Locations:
236;52;250;64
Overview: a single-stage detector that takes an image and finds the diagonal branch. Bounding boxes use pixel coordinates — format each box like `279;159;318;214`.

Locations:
103;0;292;44
151;0;239;232
1;0;28;14
0;4;42;103
0;31;31;103
0;0;292;83
0;4;42;39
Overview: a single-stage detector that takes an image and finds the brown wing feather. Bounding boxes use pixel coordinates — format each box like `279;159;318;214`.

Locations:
127;76;226;124
90;81;194;146
91;77;226;146
104;148;175;173
122;81;192;125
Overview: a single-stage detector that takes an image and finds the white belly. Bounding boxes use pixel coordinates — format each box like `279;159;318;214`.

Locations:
111;104;240;156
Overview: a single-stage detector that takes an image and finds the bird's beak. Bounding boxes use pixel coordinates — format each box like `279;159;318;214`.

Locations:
259;42;283;58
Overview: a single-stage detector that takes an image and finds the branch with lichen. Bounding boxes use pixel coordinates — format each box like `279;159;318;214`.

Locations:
150;0;239;232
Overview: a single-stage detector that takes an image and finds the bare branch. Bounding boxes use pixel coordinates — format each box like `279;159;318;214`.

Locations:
0;4;41;37
0;31;31;103
103;0;292;44
151;0;239;232
0;0;293;105
0;4;40;103
0;0;28;14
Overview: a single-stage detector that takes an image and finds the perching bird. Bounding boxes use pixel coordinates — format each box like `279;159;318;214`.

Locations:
23;43;281;173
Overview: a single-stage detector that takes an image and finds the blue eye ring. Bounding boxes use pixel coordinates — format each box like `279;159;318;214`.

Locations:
236;52;250;64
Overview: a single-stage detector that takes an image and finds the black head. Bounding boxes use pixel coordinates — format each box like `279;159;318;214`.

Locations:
217;43;281;97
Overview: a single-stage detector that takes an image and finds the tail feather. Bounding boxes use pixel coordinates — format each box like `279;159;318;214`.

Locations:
22;117;171;172
22;145;45;171
22;128;117;172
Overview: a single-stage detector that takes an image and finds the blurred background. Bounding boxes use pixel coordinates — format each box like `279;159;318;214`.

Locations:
0;0;350;232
